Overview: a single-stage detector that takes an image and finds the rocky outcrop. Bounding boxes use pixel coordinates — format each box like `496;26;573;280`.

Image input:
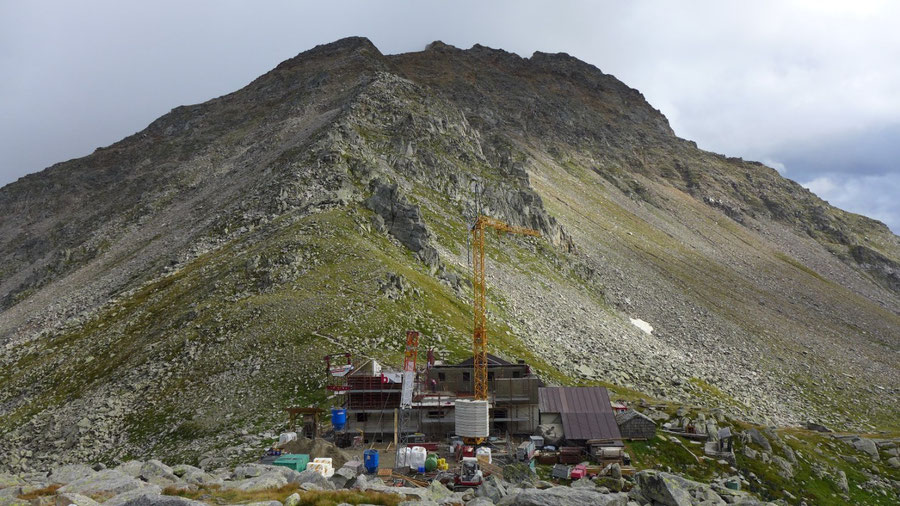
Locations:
366;178;439;267
496;488;628;505
632;471;727;506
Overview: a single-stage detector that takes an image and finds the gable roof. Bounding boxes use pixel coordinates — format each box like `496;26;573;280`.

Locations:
615;409;655;425
539;387;621;441
538;386;612;413
453;354;513;367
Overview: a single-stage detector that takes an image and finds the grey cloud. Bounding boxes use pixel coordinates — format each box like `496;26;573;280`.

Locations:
1;0;898;233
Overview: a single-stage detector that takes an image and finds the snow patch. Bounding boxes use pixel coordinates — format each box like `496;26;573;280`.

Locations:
630;318;653;335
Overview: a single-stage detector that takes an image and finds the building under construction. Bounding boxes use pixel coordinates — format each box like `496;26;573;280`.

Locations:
335;353;542;442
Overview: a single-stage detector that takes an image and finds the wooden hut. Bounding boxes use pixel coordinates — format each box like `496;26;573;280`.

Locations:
615;409;656;440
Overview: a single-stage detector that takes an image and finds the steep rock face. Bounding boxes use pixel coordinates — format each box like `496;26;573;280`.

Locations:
0;38;897;470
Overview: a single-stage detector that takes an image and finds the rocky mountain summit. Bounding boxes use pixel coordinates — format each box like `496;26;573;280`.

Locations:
0;36;898;480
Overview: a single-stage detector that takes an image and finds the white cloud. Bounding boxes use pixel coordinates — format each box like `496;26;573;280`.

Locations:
762;159;787;174
802;173;900;232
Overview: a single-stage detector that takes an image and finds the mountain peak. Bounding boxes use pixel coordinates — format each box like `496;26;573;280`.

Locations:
274;36;383;71
0;37;897;479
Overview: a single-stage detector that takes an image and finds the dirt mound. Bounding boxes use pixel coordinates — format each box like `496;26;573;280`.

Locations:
280;437;353;469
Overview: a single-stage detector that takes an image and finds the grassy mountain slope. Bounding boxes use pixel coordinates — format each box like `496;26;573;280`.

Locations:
0;38;897;475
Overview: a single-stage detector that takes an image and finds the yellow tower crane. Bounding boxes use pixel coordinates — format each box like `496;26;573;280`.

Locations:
470;216;540;403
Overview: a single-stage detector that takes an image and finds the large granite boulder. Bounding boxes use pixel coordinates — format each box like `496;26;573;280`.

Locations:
496;488;628;506
49;465;96;485
58;470;153;497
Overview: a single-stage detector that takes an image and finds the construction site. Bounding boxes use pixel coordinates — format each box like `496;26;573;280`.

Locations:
266;215;653;490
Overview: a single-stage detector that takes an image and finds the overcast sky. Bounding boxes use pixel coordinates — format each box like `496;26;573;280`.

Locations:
2;0;898;232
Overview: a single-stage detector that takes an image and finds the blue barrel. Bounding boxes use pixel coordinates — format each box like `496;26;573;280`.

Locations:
363;449;379;473
331;408;347;431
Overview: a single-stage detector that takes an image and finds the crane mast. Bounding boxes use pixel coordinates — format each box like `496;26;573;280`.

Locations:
470;215;540;402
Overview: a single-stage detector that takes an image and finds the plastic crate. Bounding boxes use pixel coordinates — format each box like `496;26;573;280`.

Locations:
273;454;309;471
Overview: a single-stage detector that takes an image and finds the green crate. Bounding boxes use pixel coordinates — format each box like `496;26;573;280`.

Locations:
273;454;310;471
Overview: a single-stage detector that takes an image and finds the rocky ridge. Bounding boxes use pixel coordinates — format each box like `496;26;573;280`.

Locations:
0;37;898;473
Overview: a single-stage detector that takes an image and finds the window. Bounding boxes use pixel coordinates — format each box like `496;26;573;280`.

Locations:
356;413;368;422
438;372;446;381
426;410;443;419
487;372;495;381
463;372;471;382
512;371;522;378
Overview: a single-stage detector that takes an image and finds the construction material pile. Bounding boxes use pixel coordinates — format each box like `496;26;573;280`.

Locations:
279;437;352;469
455;399;489;438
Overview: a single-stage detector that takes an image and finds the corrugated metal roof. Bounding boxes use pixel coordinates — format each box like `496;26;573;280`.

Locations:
538;387;612;414
560;412;621;441
453;354;513;367
539;387;622;441
614;409;655;425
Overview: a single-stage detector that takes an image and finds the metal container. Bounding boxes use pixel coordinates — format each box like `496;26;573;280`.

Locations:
537;451;559;465
331;408;347;431
363;450;379;474
559;446;584;464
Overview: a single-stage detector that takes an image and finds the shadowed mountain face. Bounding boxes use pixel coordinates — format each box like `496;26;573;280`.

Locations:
0;37;897;469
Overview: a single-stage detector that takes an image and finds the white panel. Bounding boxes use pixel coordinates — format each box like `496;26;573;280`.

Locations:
400;371;415;408
455;399;490;438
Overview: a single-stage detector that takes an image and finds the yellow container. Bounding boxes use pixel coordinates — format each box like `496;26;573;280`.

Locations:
437;458;448;471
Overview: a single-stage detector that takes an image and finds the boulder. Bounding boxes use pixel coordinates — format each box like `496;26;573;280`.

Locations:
805;422;832;433
115;494;205;506
609;463;622;480
0;497;30;506
887;457;900;469
59;470;152;496
114;462;144;478
778;443;797;464
850;437;879;460
496;488;628;505
328;466;357;489
101;486;164;506
744;429;771;453
476;475;508;503
464;499;494;506
570;478;595;489
54;493;100;506
49;465;96;485
425;480;453;502
283;493;301;506
224;472;288;492
180;470;222;487
633;471;724;506
596;477;625;492
169;466;200;479
0;487;26;499
836;470;849;494
0;474;26;489
139;461;180;487
771;456;793;479
352;474;369;491
232;464;267;479
634;471;693;506
291;470;334;490
399;500;438;506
